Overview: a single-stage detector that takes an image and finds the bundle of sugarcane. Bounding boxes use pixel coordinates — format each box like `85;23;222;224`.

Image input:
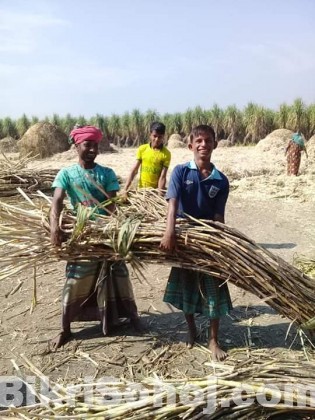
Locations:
0;152;35;171
0;189;314;328
0;153;58;197
0;169;58;197
295;256;315;278
2;350;315;418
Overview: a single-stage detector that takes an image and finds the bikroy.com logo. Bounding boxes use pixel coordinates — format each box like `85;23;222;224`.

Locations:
1;375;315;414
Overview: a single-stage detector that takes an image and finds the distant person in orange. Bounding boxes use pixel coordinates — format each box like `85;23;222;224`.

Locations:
124;122;171;195
285;131;308;176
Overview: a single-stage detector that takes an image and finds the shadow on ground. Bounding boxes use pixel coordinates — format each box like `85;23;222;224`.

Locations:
55;304;310;354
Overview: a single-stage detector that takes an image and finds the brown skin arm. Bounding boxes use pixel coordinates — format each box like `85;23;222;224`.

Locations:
160;198;178;252
160;205;225;252
124;161;141;191
158;166;168;195
50;187;66;246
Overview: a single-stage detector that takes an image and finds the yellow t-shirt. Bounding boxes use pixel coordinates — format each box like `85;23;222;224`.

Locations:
136;143;171;188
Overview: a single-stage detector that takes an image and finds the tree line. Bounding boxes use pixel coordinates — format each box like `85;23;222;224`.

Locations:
1;98;314;146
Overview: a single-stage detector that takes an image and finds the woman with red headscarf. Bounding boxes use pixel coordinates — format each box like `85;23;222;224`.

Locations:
50;125;142;349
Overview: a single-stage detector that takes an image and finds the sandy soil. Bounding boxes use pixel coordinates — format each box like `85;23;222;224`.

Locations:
0;144;314;402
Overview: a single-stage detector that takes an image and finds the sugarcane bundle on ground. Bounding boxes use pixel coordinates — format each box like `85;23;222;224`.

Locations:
0;167;57;197
0;169;58;197
0;153;58;197
2;350;315;418
295;256;315;278
0;189;314;328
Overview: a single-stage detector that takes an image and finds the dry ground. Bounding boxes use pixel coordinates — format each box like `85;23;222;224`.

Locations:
0;145;315;413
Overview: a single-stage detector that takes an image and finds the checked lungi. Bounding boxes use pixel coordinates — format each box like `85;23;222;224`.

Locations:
62;260;138;334
163;267;232;319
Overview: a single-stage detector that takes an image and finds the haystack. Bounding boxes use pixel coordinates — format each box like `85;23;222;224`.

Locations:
307;134;315;160
17;122;70;159
256;129;293;153
217;139;232;148
167;133;186;148
98;137;112;153
0;136;18;153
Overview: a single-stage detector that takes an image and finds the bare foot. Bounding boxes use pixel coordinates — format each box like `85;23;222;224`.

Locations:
130;317;146;333
208;339;227;361
50;330;72;351
186;327;197;349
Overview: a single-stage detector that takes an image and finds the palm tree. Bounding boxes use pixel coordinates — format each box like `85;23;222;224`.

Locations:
288;98;306;133
305;104;315;139
76;115;87;127
244;104;273;144
108;114;122;146
90;114;109;138
192;106;205;126
31;116;39;125
169;113;183;135
2;117;18;138
16;114;30;138
62;113;76;135
161;113;173;139
120;112;132;147
203;109;213;126
182;108;194;138
223;105;243;144
276;103;290;129
130;109;145;146
0;120;4;138
144;109;160;136
210;104;224;140
50;113;62;128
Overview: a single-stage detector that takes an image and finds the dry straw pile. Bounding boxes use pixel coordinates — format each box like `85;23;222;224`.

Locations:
0;189;314;329
0;154;57;197
307;134;315;160
2;350;315;418
256;129;293;153
167;134;186;148
18;122;70;159
217;139;232;148
0;136;18;153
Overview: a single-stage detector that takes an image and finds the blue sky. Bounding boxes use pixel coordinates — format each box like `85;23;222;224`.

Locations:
0;0;314;118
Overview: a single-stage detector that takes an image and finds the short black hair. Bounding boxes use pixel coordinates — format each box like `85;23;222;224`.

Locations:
150;121;166;135
189;125;216;143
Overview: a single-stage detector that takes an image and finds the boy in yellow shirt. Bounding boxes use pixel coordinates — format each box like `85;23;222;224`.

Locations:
124;122;171;193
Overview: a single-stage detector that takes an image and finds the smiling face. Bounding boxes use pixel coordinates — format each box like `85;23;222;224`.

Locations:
76;140;99;164
188;130;216;160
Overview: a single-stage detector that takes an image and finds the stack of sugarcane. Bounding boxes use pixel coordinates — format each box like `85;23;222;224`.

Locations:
0;153;57;197
295;256;315;278
0;189;314;329
2;350;315;418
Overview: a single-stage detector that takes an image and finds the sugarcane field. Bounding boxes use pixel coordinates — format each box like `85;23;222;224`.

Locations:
0;120;315;419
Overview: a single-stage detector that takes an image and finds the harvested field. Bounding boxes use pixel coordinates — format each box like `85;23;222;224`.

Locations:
1;138;315;418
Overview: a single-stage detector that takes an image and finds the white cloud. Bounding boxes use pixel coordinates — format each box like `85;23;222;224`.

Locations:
0;9;69;53
0;10;68;29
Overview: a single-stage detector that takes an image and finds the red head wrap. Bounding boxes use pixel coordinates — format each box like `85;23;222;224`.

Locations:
70;126;103;145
